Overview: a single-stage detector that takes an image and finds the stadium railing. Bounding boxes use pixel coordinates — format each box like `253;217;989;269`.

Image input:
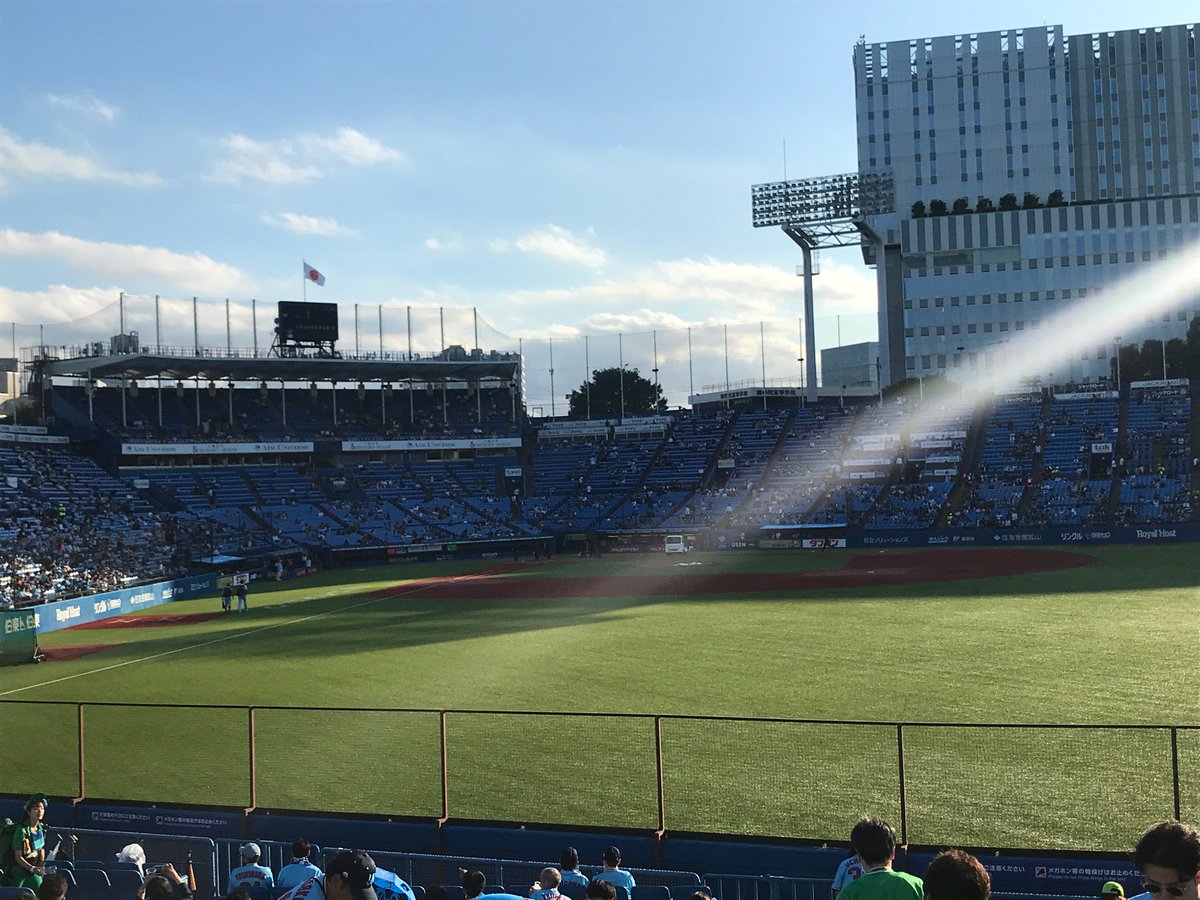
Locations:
213;839;321;887
53;827;218;897
317;848;699;893
1;699;1191;852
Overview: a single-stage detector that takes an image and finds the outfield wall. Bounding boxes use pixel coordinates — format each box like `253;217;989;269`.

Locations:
745;523;1200;550
16;573;217;635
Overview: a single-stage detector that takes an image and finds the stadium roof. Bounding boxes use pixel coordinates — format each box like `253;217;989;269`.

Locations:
38;352;520;383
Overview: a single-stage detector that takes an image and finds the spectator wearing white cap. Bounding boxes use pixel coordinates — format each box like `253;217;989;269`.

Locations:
228;843;275;895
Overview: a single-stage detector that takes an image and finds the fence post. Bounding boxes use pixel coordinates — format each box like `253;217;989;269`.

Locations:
439;711;450;825
1172;727;1182;821
654;716;666;837
896;723;908;846
74;703;86;803
246;707;257;813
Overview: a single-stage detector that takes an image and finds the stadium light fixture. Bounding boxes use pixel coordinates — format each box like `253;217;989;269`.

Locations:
207;380;217;398
175;380;184;398
357;381;366;400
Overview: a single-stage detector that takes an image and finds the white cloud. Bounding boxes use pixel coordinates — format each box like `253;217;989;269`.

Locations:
44;91;120;123
0;229;252;294
0;128;161;188
501;255;876;322
204;127;405;185
424;234;463;252
261;211;357;237
311;128;403;166
0;284;119;325
491;224;606;268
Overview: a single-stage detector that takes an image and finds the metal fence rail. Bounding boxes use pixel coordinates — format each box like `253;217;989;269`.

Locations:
1;699;1191;852
54;827;218;898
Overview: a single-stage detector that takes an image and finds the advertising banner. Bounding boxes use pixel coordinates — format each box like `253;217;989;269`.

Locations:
121;442;314;455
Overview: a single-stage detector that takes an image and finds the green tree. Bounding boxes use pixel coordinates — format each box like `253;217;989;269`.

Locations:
952;197;970;214
1047;189;1066;207
567;366;666;419
1022;192;1041;209
911;200;927;218
1165;338;1188;380
1187;315;1200;379
975;196;995;213
929;198;948;216
999;193;1019;211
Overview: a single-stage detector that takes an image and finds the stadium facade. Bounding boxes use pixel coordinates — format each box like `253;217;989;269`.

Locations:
853;21;1200;385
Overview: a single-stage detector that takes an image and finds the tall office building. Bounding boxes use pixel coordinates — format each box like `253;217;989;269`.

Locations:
853;23;1200;385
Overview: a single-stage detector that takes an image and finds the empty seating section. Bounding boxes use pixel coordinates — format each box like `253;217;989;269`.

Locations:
662;410;760;528
1024;477;1112;526
956;394;1042;527
54;385;519;443
1117;474;1192;523
1126;387;1190;476
1041;397;1118;476
865;482;953;529
727;407;858;527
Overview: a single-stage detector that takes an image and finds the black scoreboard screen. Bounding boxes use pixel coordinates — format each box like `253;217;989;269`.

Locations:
276;301;339;343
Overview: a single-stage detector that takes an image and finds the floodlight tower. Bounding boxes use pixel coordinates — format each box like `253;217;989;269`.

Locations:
751;172;894;402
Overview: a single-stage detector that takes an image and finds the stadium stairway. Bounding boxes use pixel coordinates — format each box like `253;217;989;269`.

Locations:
1098;395;1132;523
1013;393;1054;521
942;396;991;519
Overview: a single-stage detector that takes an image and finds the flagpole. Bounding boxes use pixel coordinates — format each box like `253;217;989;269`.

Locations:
302;260;307;303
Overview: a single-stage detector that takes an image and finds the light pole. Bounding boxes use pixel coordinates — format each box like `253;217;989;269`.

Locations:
797;356;805;407
1114;337;1122;393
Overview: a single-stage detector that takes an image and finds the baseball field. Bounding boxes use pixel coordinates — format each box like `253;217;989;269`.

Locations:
1;544;1197;852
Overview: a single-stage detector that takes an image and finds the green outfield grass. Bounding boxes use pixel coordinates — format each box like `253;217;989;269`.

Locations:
1;545;1198;851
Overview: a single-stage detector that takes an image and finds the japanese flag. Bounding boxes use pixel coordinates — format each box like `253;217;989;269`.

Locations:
303;261;325;286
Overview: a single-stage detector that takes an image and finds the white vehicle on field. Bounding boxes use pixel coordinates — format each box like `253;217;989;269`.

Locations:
664;534;687;553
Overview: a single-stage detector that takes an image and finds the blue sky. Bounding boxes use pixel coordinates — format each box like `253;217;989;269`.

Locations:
1;0;1196;406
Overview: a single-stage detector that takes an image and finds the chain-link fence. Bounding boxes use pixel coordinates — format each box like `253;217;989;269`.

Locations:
1;701;1184;851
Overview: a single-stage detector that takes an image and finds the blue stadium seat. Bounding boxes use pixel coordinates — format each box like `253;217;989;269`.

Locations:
0;888;37;900
73;861;107;871
106;863;142;873
48;860;75;871
559;885;586;900
439;888;467;900
412;888;426;900
483;887;507;895
668;887;712;900
105;869;144;896
632;888;670;900
74;868;113;898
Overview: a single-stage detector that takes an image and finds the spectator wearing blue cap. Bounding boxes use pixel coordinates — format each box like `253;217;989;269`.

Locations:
228;843;274;895
593;849;635;896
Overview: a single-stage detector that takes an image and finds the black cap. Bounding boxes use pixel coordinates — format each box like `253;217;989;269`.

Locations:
327;850;378;900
